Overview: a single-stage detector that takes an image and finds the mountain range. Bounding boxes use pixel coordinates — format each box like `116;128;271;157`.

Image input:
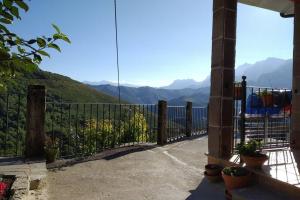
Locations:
160;57;292;89
88;57;293;105
4;69;120;104
91;84;210;106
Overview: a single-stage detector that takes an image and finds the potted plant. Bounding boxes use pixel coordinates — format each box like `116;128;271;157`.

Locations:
44;136;59;163
222;166;250;191
260;89;273;107
237;140;268;169
204;164;222;182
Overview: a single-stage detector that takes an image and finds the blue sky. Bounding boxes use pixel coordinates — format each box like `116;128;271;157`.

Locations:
11;0;293;87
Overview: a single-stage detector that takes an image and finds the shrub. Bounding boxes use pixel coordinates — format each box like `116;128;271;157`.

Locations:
237;140;262;156
223;167;249;177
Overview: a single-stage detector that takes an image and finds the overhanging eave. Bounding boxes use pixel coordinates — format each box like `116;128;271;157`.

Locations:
239;0;294;15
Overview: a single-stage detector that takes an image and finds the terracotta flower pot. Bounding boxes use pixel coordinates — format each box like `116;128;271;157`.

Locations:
205;164;222;176
241;154;268;169
261;94;273;107
234;86;243;100
204;171;222;183
222;171;250;191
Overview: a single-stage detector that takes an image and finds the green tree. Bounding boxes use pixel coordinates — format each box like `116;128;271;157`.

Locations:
0;0;70;89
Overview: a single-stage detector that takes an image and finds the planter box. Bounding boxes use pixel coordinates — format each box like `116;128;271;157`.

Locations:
234;86;243;100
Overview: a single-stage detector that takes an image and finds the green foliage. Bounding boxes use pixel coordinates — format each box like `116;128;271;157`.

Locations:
123;113;148;143
0;68;121;157
0;0;70;89
65;112;150;156
260;89;272;96
223;167;249;177
237;140;262;156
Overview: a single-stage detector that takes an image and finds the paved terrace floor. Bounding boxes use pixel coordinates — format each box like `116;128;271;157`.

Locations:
47;136;227;200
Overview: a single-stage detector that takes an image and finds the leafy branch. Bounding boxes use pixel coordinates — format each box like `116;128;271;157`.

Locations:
0;0;70;77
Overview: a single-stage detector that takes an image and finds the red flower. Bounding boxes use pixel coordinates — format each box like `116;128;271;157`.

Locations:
0;182;7;196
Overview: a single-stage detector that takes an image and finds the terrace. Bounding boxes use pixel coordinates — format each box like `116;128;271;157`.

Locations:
207;0;300;198
0;0;299;199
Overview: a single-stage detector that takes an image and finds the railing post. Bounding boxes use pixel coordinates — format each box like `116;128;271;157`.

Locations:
186;102;192;137
157;100;167;145
240;76;247;144
25;85;46;158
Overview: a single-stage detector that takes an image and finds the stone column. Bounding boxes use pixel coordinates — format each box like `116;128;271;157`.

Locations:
186;102;193;137
208;0;237;158
157;100;167;145
25;85;46;158
291;3;300;149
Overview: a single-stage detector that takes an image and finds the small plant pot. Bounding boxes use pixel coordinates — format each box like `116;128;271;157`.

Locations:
241;154;268;169
205;164;222;176
45;148;58;163
261;94;273;107
222;170;251;191
234;86;243;100
204;171;222;183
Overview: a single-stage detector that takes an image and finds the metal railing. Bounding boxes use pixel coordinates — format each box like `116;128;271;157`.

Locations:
45;103;158;158
167;106;186;141
0;89;208;158
192;106;208;136
166;106;208;142
234;78;291;149
0;92;26;157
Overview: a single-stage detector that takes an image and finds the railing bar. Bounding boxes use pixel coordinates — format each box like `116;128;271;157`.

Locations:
83;104;86;155
45;102;157;106
133;106;136;146
60;101;63;156
138;105;141;144
113;104;116;148
68;104;71;156
51;103;54;142
75;104;79;156
154;105;157;142
4;93;9;155
89;104;93;154
149;106;153;142
102;104;105;150
108;104;113;148
119;104;121;147
15;94;21;156
146;104;149;142
96;104;99;152
128;105;132;146
142;105;145;143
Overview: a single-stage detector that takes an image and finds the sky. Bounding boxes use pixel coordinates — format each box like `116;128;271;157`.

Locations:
10;0;294;87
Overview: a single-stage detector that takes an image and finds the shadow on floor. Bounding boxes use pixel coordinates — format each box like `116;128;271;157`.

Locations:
186;178;226;200
0;157;46;166
0;157;25;166
47;144;157;171
48;135;208;171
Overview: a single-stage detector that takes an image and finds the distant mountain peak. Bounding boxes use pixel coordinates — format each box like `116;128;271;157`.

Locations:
83;80;140;88
161;79;201;90
235;57;290;82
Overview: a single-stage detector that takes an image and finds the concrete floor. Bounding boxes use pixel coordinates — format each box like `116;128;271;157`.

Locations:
48;136;226;200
